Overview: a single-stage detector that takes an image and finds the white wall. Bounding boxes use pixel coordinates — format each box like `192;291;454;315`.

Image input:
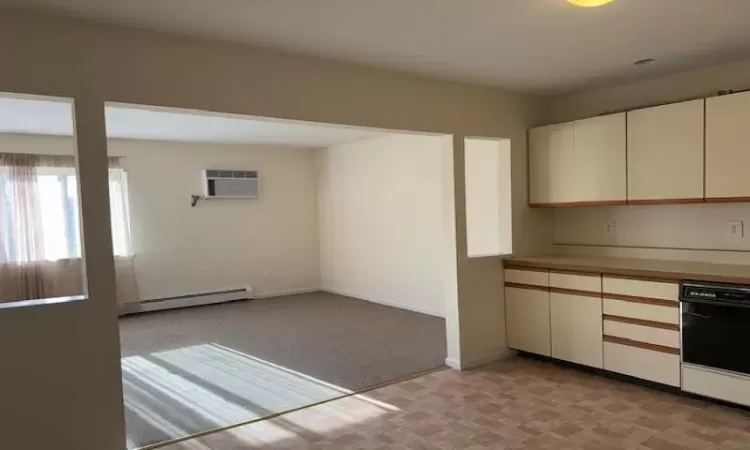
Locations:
548;58;750;264
464;138;512;257
318;134;445;317
0;133;320;299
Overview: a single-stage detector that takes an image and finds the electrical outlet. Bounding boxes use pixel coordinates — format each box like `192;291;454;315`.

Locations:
604;222;616;236
728;220;744;240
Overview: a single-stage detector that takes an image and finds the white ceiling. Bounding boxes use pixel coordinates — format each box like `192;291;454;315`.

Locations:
0;97;391;146
4;0;750;93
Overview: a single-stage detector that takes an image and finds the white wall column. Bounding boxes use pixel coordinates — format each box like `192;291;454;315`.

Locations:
443;134;466;368
444;135;512;370
72;97;126;448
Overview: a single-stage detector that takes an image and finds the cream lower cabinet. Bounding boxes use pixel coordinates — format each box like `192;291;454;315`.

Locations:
550;292;603;368
602;276;681;387
603;341;680;387
505;286;551;356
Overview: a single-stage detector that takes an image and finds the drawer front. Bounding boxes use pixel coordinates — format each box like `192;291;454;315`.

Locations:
683;365;750;407
505;269;548;287
549;272;601;293
603;320;679;349
604;342;680;387
603;277;678;302
603;298;678;324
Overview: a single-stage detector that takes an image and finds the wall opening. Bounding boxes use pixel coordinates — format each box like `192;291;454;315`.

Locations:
464;137;512;257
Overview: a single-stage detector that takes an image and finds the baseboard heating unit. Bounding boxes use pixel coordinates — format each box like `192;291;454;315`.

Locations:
120;287;254;315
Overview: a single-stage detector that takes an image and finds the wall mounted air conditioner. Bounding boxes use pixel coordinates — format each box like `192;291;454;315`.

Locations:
202;169;259;199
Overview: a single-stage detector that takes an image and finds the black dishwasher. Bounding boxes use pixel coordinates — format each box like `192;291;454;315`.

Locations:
681;281;750;376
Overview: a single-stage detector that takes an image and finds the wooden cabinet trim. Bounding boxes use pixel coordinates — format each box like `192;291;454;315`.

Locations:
548;268;601;277
627;198;705;205
603;314;679;331
531;197;750;207
604;273;681;283
550;287;601;298
604;335;680;355
504;266;549;274
505;282;549;292
602;293;677;308
530;200;628;208
705;197;750;203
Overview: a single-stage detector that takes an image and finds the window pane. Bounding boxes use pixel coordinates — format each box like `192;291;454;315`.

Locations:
38;175;69;260
109;170;131;257
66;175;81;258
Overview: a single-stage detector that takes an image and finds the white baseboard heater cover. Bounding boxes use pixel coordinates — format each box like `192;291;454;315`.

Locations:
120;287;254;315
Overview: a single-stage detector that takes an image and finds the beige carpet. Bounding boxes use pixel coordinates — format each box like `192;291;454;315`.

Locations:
119;292;446;449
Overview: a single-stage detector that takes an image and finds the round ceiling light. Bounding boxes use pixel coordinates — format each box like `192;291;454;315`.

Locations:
567;0;615;7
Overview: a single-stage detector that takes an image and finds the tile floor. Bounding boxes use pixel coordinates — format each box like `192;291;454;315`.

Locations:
160;357;750;450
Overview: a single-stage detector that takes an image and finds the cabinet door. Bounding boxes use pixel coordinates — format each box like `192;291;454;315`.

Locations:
550;292;603;368
628;100;705;202
505;287;550;356
706;91;750;199
529;123;575;205
572;113;627;203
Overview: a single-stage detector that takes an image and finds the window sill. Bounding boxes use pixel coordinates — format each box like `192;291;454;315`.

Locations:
0;294;87;310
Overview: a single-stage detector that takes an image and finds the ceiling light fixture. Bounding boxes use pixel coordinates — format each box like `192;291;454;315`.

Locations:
567;0;615;7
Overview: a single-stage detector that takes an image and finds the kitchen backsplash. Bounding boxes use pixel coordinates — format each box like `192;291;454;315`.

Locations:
553;202;750;264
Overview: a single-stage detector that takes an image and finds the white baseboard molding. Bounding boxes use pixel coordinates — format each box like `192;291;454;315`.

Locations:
120;287;321;315
445;347;514;370
120;287;252;315
321;287;444;318
255;287;320;299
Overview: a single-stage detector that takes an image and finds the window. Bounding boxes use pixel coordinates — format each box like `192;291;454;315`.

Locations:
0;165;132;263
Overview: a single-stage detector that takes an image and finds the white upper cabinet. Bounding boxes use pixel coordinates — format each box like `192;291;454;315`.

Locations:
706;91;750;200
572;113;627;203
529;113;626;205
529;123;574;205
627;99;705;202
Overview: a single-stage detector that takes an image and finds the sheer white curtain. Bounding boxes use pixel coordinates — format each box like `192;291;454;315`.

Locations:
0;153;49;299
0;153;139;304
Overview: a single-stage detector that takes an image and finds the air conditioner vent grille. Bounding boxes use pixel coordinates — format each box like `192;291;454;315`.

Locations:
202;169;259;198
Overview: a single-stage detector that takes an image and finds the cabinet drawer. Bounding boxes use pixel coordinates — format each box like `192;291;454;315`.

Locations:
549;272;601;292
603;319;679;349
683;365;750;407
505;269;548;287
603;277;678;302
604;341;680;387
603;298;678;324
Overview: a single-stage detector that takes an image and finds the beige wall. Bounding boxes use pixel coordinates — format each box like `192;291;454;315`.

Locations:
547;58;750;264
549;58;750;123
318;134;445;317
117;139;319;300
0;9;550;450
0;133;321;300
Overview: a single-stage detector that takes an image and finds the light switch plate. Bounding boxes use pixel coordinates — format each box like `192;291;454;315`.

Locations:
604;222;616;237
728;220;744;240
